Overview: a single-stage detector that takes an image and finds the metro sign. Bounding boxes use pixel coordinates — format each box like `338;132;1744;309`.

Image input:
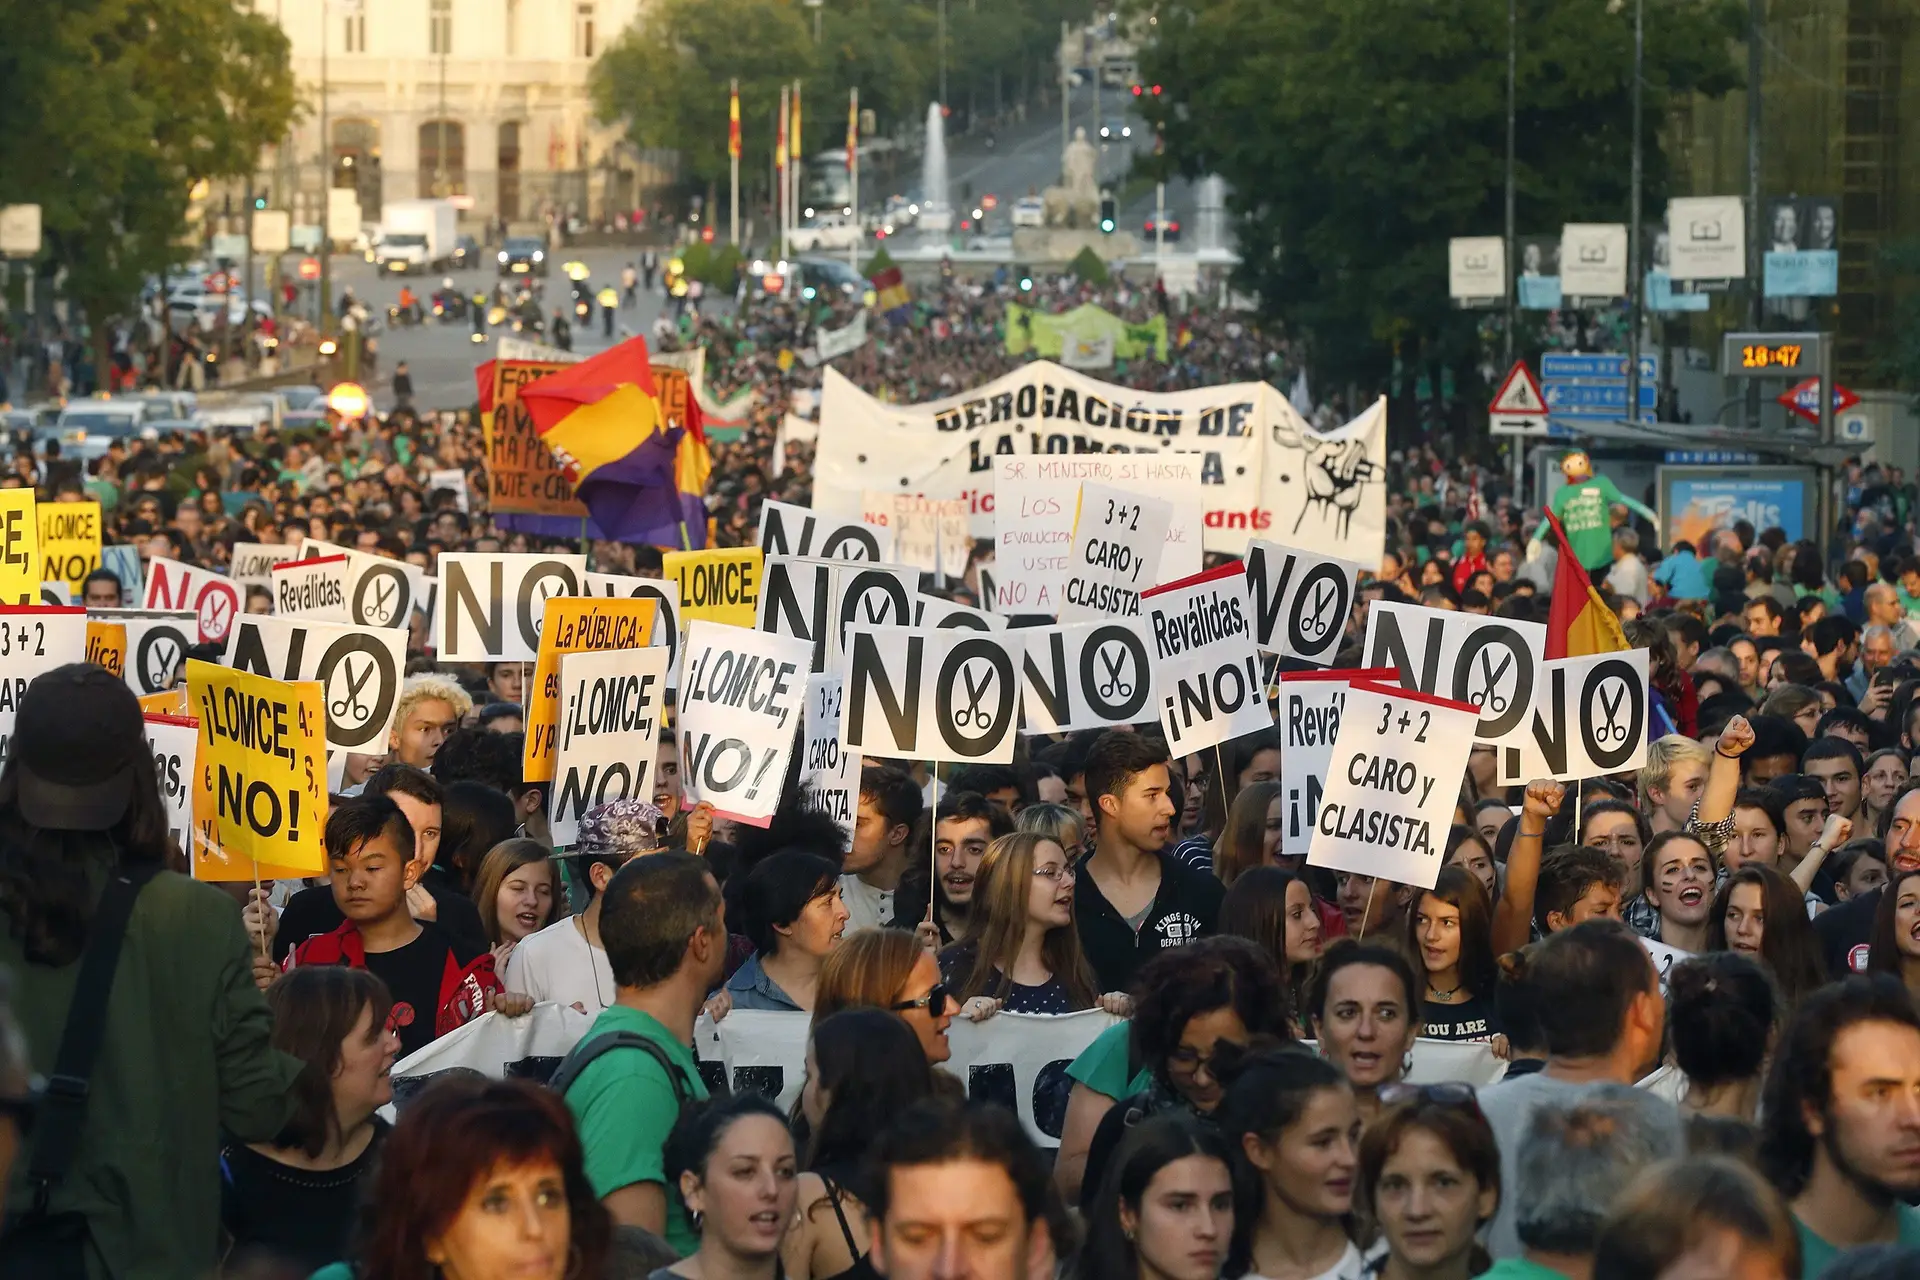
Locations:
1778;378;1859;426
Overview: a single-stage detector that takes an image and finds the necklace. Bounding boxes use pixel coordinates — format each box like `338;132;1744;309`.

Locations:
1428;980;1463;1001
576;916;609;1010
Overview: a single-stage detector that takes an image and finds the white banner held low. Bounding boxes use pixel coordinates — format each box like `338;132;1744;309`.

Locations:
551;646;669;847
1307;681;1480;892
1019;618;1156;733
799;674;858;846
1142;565;1269;757
434;553;586;662
1277;668;1398;858
677;621;812;826
1058;483;1172;622
842;625;1027;764
1244;540;1366;667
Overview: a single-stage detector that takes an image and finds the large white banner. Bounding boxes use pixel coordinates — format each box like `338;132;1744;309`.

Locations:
1362;602;1548;751
552;646;669;847
1142;566;1269;757
1496;649;1652;785
842;624;1026;764
813;364;1388;562
224;614;409;753
678;621;812;826
1308;682;1480;891
434;553;586;662
1277;668;1397;858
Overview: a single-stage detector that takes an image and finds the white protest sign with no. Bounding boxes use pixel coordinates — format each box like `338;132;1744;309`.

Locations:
842;625;1027;764
93;608;196;696
1141;565;1269;757
1497;648;1651;785
551;646;669;847
434;553;586;662
912;593;1007;631
143;555;240;645
800;673;858;846
1277;668;1397;858
0;606;87;760
1307;682;1479;891
756;555;920;673
1019;618;1155;733
1362;602;1547;750
224;614;409;753
1058;483;1172;622
583;571;682;690
144;713;198;854
678;621;812;825
758;500;895;562
1245;539;1366;666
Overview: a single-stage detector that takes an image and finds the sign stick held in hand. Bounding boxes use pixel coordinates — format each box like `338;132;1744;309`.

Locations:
1356;878;1379;943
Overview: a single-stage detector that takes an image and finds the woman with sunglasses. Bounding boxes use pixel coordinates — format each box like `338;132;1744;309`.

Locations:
1217;1045;1369;1280
814;927;959;1066
1358;1086;1501;1280
938;832;1123;1019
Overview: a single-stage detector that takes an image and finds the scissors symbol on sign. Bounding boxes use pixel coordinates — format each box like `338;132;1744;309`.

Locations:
1470;650;1513;715
1593;681;1630;744
953;663;996;731
1301;580;1336;639
330;659;374;722
367;578;398;623
1097;646;1134;699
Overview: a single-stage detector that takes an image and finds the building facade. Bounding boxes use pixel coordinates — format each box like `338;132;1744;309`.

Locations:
261;0;669;228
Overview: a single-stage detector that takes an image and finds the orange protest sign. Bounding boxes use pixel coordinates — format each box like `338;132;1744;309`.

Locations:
485;361;588;517
87;620;126;678
139;687;190;716
522;596;657;783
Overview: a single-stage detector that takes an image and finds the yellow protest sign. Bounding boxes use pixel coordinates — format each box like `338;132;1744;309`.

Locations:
186;659;327;880
87;620;126;679
0;490;38;604
139;687;189;717
522;595;657;783
38;501;101;592
664;547;762;629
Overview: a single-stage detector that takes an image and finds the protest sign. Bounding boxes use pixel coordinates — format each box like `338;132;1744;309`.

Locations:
0;490;37;604
1362;602;1548;750
912;593;1007;631
186;659;327;879
144;712;199;856
523;596;657;783
842;625;1027;764
139;687;190;716
224;614;409;753
583;571;682;689
1244;540;1366;666
1642;937;1690;996
800;674;858;844
86;619;125;678
990;454;1204;615
92;610;197;696
1019;618;1155;733
678;621;812;825
1497;649;1653;785
1141;565;1269;757
144;554;242;645
663;546;761;629
1277;668;1398;857
230;542;299;587
37;501;100;593
757;555;920;673
551;646;669;846
1058;483;1173;621
861;493;971;578
757;500;894;562
433;553;586;662
1307;681;1480;891
38;583;68;606
273;551;424;630
426;468;471;513
99;544;142;604
486;360;588;517
388;1005;593;1109
0;606;88;760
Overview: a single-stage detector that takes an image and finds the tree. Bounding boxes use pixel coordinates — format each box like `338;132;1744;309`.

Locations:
1130;0;1744;393
0;0;296;361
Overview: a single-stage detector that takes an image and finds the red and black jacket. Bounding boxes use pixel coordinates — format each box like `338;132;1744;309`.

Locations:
286;920;502;1043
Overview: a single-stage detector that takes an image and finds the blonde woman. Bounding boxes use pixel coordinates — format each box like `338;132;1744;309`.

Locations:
1015;802;1086;862
936;832;1129;1020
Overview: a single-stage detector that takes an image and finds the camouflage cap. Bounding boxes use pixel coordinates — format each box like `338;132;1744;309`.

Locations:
577;798;668;859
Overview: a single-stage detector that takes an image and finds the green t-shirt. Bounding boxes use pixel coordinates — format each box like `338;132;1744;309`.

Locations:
1478;1260;1572;1280
1065;1020;1150;1100
1796;1204;1920;1279
565;1005;709;1257
1545;476;1635;570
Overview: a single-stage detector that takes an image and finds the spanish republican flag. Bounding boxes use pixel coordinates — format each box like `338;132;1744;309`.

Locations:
728;80;741;160
1545;508;1628;659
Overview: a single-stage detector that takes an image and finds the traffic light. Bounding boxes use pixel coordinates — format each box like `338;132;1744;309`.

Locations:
1099;195;1116;234
253;195;268;211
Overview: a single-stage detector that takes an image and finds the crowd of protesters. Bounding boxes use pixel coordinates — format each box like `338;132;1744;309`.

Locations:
6;274;1920;1280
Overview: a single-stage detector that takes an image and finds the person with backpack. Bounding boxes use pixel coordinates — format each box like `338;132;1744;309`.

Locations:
0;665;302;1276
551;852;727;1256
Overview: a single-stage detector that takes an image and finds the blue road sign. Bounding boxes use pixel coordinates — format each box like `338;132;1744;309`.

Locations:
1542;353;1659;381
1542;350;1659;424
1544;383;1658;411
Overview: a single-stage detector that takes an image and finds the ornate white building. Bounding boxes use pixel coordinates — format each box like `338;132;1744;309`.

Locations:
261;0;664;226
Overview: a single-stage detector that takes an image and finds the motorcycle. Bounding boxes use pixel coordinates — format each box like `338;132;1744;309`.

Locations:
432;290;469;322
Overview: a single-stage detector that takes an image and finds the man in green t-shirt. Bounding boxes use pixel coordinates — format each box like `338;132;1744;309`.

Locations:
1532;451;1659;573
1758;976;1920;1277
563;852;727;1257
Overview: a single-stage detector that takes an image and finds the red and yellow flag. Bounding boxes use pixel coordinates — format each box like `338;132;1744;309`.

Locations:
1545;509;1629;659
790;81;802;162
846;87;858;171
728;80;741;160
776;84;787;173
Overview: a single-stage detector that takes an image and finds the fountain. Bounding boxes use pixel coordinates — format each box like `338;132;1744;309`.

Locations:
917;102;953;237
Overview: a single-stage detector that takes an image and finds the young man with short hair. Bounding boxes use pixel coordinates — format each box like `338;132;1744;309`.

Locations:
841;766;923;931
1073;731;1223;992
484;660;525;706
1743;595;1785;638
1638;736;1712;835
1533;848;1623;934
506;799;664;1012
867;1101;1056;1280
1758;975;1920;1271
1742;714;1810;788
912;791;1014;947
1804;738;1865;820
387;673;471;770
563;852;727;1254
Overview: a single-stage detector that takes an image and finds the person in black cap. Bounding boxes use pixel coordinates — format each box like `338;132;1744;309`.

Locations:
0;663;301;1276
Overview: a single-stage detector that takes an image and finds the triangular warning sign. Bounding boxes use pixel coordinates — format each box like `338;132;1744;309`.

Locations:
1489;361;1547;416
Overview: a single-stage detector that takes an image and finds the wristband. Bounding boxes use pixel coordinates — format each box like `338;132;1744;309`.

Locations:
1715;747;1741;759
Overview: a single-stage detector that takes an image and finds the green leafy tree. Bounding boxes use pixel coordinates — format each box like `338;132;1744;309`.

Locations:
1130;0;1743;391
0;0;296;362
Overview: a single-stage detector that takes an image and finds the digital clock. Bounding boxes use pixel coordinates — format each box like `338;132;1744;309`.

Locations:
1722;332;1824;380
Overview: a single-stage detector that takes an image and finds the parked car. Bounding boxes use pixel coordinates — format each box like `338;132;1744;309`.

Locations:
448;235;483;270
498;236;548;277
1011;196;1046;229
789;213;862;253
